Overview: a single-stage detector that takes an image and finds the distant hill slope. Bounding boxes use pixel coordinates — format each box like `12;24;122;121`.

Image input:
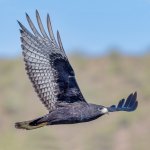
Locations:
0;55;149;150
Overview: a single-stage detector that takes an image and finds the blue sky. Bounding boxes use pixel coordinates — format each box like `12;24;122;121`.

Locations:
0;0;150;57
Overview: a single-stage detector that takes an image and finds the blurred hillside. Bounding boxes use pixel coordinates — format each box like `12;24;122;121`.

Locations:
0;53;149;150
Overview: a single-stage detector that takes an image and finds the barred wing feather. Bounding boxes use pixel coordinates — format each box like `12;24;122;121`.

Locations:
18;10;86;111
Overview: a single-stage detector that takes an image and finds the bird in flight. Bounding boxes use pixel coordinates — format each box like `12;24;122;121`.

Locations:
15;10;138;130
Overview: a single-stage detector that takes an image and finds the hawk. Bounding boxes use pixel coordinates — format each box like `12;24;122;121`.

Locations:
15;10;138;130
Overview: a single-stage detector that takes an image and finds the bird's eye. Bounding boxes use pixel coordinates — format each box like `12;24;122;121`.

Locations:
98;108;102;111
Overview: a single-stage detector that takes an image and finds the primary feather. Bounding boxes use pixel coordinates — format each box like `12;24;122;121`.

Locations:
108;92;138;112
18;10;86;111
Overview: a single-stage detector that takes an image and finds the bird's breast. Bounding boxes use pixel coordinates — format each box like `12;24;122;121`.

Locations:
47;103;100;125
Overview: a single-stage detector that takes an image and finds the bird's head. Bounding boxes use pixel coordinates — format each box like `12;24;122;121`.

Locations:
89;104;109;116
87;104;109;120
98;106;109;115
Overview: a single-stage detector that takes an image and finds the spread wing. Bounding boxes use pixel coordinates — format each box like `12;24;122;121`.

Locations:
18;10;87;111
108;92;138;112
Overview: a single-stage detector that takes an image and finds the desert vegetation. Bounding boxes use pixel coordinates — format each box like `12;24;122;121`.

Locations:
0;53;149;150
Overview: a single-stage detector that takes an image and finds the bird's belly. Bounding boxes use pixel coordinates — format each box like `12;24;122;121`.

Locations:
48;114;84;125
47;108;98;125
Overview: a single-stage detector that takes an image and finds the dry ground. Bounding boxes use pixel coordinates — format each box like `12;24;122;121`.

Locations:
0;53;149;150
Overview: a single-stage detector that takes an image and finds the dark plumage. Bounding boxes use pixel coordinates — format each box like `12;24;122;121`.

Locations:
15;10;138;130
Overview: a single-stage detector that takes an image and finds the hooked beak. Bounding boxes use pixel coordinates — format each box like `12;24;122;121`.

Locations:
101;107;109;115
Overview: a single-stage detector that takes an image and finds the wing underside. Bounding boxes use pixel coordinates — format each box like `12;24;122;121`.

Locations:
18;10;86;111
108;92;138;112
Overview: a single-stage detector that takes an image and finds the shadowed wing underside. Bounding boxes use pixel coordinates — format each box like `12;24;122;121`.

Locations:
18;10;86;111
108;92;138;112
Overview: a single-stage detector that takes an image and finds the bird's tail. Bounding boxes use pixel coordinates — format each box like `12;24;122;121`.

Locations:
15;116;48;130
